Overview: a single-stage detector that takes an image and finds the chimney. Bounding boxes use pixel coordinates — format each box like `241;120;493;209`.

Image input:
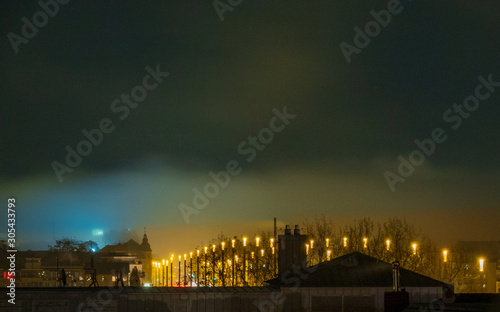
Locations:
278;224;307;280
294;225;300;235
392;261;400;292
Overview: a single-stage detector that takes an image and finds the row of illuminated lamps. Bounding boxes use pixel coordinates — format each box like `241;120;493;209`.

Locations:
306;238;419;255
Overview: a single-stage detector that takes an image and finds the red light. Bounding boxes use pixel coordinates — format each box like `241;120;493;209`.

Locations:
4;272;12;279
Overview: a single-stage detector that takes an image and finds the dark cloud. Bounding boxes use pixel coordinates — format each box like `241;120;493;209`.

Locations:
1;0;499;252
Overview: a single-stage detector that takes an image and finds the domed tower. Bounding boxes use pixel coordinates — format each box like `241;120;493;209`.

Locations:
141;229;153;284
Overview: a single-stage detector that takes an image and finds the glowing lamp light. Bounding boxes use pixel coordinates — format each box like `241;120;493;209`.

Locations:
212;245;216;253
363;238;368;249
412;243;417;255
272;247;275;255
326;238;329;248
479;258;484;272
197;249;200;257
232;239;235;248
190;252;193;259
204;246;208;254
306;244;309;255
386;240;390;251
221;242;225;250
260;249;264;257
270;238;274;248
343;237;347;247
327;250;331;261
243;237;247;247
443;250;448;263
310;240;314;249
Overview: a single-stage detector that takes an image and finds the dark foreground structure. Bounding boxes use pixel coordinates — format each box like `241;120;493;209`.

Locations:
2;286;500;312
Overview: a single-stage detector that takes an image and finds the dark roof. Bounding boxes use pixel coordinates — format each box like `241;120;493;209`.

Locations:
99;239;150;255
267;252;448;288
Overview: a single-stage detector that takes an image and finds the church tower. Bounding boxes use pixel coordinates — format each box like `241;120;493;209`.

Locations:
141;229;153;284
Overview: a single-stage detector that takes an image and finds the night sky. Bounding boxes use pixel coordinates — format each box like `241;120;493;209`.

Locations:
1;0;499;256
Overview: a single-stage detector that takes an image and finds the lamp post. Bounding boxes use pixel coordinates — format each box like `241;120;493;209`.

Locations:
196;249;200;287
221;242;225;287
170;256;173;287
255;237;260;286
204;246;208;287
212;244;216;286
243;237;247;286
231;239;235;286
183;254;187;287
178;255;181;287
190;252;193;287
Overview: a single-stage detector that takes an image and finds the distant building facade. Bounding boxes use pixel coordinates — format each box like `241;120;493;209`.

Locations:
454;240;500;293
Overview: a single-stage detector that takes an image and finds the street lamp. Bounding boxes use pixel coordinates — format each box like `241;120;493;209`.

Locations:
170;255;173;287
386;240;390;251
306;244;309;255
166;260;169;287
204;246;208;287
412;243;417;255
212;244;216;286
443;250;448;263
178;255;181;287
231;239;235;286
184;254;187;287
363;238;368;249
243;237;247;285
190;252;193;287
310;240;314;249
479;258;484;272
196;249;200;287
327;250;331;261
221;242;225;286
326;238;329;248
343;237;347;247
